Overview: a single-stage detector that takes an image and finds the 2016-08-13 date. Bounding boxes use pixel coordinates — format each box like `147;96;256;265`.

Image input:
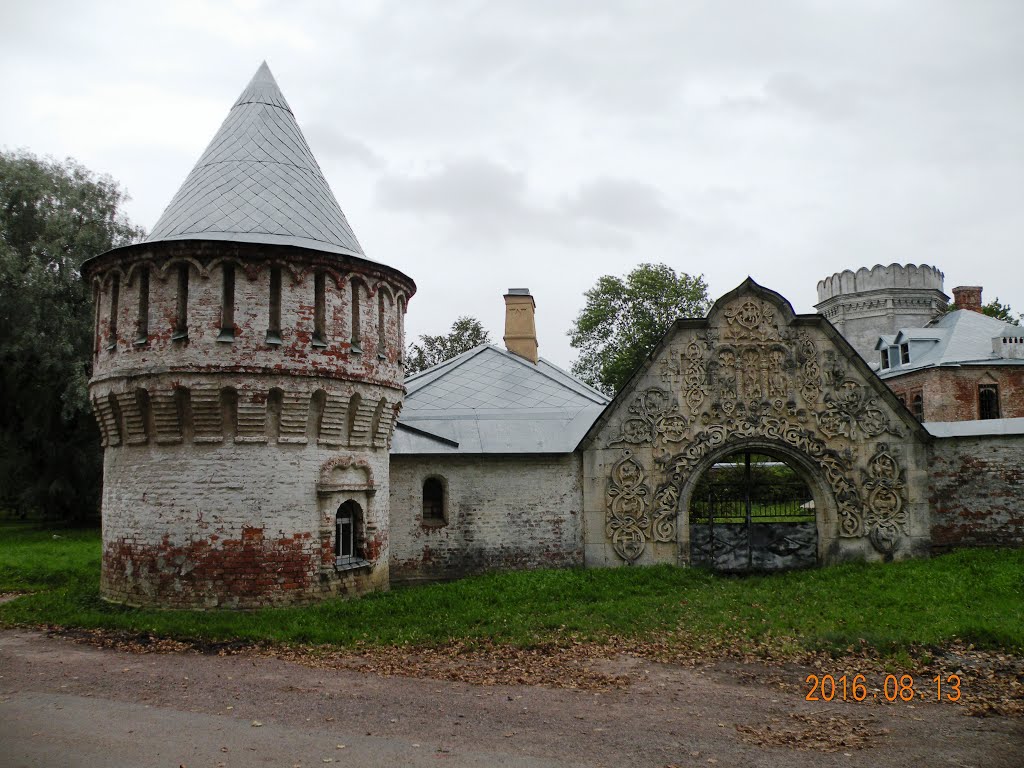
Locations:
805;674;962;702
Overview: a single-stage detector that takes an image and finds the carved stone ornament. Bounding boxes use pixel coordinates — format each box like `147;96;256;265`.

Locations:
817;381;902;440
605;451;651;563
723;298;778;342
608;387;688;448
862;443;909;555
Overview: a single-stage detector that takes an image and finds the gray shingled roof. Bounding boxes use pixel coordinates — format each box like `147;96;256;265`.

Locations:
145;62;365;257
878;310;1022;378
392;345;609;454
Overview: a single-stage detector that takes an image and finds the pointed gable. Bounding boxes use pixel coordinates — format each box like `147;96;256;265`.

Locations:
146;62;365;258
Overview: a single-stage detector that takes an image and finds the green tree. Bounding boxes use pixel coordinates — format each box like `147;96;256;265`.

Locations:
947;297;1021;325
0;150;144;521
569;263;711;395
405;316;491;375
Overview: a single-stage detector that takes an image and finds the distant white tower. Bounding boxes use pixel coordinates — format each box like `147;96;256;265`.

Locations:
815;264;948;361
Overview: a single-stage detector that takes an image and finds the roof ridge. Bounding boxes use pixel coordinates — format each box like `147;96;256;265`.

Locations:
404;344;492;391
536;357;609;402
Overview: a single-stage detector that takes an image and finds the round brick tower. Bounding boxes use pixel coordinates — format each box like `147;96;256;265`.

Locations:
82;63;415;608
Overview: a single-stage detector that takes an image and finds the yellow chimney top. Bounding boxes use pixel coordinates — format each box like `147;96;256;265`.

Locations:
503;288;538;364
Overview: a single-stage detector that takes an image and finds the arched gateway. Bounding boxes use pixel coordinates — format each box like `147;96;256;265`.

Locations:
581;279;931;571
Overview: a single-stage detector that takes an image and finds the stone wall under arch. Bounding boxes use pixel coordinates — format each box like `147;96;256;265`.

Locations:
582;278;932;569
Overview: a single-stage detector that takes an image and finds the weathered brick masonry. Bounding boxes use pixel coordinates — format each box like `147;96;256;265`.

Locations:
389;454;584;583
929;433;1024;550
87;244;412;607
888;367;1024;423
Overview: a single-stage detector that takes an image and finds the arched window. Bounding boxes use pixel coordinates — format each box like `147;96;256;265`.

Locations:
422;477;446;524
979;384;1000;420
335;500;362;565
911;392;924;421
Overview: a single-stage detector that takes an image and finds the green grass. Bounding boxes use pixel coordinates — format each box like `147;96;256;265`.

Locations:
1;522;1022;657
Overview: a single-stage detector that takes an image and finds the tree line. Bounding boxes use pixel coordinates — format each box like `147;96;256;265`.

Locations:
1;150;144;521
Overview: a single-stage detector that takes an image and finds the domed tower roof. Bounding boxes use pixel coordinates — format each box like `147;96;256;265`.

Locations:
145;62;365;258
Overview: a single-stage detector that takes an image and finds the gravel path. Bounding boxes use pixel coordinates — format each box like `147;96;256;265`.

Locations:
1;629;1020;767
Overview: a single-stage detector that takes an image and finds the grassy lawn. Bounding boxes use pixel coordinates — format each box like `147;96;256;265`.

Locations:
1;522;1022;658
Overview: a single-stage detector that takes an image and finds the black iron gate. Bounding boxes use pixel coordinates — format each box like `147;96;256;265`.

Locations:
689;452;817;572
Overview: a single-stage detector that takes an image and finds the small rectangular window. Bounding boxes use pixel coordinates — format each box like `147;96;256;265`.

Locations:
880;350;889;370
900;343;910;365
422;477;446;525
377;291;387;357
135;266;149;345
911;392;924;421
267;267;282;345
979;384;1000;420
350;281;362;352
313;271;327;347
107;274;120;350
172;264;189;341
219;263;235;342
93;284;101;355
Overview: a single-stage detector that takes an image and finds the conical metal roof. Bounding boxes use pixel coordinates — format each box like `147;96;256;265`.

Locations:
145;62;365;257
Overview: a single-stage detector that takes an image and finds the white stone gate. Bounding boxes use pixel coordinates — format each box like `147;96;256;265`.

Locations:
581;279;931;570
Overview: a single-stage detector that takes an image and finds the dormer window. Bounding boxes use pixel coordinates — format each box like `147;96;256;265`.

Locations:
880;350;890;370
899;343;910;365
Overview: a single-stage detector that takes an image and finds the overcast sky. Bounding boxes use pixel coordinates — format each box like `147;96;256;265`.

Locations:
3;1;1021;369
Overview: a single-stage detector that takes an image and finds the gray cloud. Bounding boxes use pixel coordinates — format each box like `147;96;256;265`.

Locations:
303;124;385;169
376;158;674;248
3;0;1023;367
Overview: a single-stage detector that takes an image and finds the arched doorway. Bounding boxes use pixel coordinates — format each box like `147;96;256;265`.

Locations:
687;449;817;572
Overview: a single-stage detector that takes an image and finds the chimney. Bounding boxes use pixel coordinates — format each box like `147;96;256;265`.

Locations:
503;288;538;363
952;286;983;313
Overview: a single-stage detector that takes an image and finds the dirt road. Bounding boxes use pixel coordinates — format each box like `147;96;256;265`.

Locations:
0;629;1020;767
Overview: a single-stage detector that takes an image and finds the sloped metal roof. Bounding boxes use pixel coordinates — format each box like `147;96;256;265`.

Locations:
878;310;1021;377
145;62;365;257
926;417;1024;438
392;345;609;454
